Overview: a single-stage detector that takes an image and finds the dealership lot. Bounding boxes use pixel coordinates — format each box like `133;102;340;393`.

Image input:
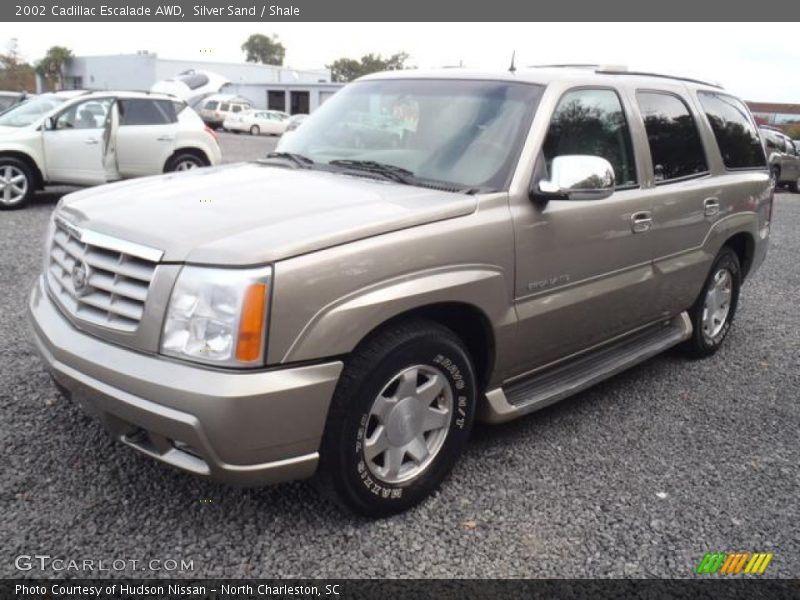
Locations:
1;132;798;577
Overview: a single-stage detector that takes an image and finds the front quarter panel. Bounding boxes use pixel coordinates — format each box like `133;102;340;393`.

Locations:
268;194;518;384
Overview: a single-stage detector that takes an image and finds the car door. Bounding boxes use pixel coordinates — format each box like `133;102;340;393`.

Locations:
631;86;718;318
510;87;657;372
115;98;179;177
782;135;800;180
43;97;116;185
263;112;282;134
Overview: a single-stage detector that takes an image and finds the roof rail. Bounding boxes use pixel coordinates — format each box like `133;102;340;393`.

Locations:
526;64;723;89
528;64;600;69
596;67;723;89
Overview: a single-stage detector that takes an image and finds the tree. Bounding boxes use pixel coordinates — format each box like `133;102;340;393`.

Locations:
328;52;411;83
0;38;36;91
241;34;285;66
35;45;73;91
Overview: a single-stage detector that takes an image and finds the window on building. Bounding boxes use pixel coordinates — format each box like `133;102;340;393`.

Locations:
698;92;766;169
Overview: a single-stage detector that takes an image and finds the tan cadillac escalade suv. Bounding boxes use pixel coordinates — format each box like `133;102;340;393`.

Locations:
28;67;773;516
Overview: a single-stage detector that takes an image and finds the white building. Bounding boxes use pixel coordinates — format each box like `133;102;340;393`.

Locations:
41;52;342;113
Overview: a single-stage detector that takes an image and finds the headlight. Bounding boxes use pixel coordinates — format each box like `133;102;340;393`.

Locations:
161;265;272;367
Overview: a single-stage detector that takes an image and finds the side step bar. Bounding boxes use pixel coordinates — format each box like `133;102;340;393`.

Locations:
481;312;693;424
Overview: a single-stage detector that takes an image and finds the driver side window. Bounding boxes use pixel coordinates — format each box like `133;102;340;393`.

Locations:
55;99;112;130
542;88;638;188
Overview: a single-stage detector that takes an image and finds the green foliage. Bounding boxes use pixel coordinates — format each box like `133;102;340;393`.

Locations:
241;34;285;66
328;52;411;83
785;124;800;140
0;39;35;91
35;46;73;90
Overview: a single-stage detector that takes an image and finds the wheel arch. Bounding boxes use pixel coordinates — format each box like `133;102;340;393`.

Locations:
0;150;44;189
724;231;755;279
163;147;210;172
348;302;496;393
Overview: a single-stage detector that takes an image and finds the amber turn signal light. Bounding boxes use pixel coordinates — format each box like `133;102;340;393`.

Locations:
236;282;267;362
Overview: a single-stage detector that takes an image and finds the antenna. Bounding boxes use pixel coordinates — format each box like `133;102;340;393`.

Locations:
509;51;516;74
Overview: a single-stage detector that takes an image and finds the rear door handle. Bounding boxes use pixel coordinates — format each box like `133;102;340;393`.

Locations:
156;136;175;142
84;138;99;145
631;211;653;233
704;197;720;217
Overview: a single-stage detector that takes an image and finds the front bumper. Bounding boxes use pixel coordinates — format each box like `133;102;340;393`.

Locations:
28;276;343;486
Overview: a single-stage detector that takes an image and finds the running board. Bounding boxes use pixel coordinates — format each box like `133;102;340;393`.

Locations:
480;312;692;424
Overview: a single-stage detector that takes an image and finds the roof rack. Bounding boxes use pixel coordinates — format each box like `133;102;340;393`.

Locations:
526;64;723;89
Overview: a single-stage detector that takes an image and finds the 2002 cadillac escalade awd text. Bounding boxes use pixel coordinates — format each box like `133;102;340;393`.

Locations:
28;66;772;516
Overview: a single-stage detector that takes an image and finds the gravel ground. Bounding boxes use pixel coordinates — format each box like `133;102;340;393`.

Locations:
1;134;798;578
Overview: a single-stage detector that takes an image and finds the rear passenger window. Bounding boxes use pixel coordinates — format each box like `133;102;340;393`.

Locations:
232;105;242;113
543;88;638;187
637;92;708;182
220;103;230;111
698;92;767;169
119;99;176;126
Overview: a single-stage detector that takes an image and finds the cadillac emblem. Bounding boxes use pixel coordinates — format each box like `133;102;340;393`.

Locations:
71;261;90;295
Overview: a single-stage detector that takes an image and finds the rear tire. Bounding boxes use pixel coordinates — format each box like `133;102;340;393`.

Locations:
789;176;799;194
0;157;34;210
250;125;260;136
315;320;477;517
683;247;741;358
165;152;206;172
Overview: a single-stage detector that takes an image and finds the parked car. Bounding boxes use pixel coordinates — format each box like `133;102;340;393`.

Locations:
760;125;800;192
284;113;308;132
197;94;252;129
223;109;290;135
29;67;772;517
0;91;32;113
0;90;221;209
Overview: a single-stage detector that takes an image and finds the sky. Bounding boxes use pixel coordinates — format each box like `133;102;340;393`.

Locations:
4;22;800;102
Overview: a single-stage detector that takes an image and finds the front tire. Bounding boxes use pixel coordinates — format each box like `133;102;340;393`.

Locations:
250;125;260;136
789;176;799;194
315;320;477;517
683;247;741;358
0;157;34;210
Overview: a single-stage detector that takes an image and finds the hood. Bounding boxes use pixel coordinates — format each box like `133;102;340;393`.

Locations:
59;163;478;265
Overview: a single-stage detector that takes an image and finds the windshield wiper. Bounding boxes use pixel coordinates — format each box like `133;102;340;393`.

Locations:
328;159;415;184
261;152;314;169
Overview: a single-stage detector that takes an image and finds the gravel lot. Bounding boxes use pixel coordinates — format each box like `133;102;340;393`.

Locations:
1;132;798;579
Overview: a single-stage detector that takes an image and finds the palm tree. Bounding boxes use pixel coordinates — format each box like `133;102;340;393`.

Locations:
35;46;73;91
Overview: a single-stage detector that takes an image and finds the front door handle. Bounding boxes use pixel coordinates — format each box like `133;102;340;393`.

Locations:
84;138;99;145
631;211;653;233
156;136;175;142
704;197;720;217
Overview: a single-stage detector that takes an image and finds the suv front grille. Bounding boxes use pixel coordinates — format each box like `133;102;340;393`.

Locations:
46;217;160;332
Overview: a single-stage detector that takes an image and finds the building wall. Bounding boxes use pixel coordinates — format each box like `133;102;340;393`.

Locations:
62;55;158;91
225;83;342;112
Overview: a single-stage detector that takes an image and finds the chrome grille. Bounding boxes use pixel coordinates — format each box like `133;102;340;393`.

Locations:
46;218;160;332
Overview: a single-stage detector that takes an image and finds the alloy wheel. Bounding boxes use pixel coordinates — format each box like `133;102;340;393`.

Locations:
0;165;28;206
363;364;453;485
702;267;733;341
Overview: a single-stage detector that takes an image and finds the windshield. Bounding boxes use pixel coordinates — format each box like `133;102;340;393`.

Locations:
277;78;543;190
0;94;67;127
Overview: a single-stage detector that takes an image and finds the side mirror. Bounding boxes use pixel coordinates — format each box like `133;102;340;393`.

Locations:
43;116;56;131
533;155;616;201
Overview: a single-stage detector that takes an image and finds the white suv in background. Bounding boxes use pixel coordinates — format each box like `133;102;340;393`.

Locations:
0;91;221;209
198;94;252;130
